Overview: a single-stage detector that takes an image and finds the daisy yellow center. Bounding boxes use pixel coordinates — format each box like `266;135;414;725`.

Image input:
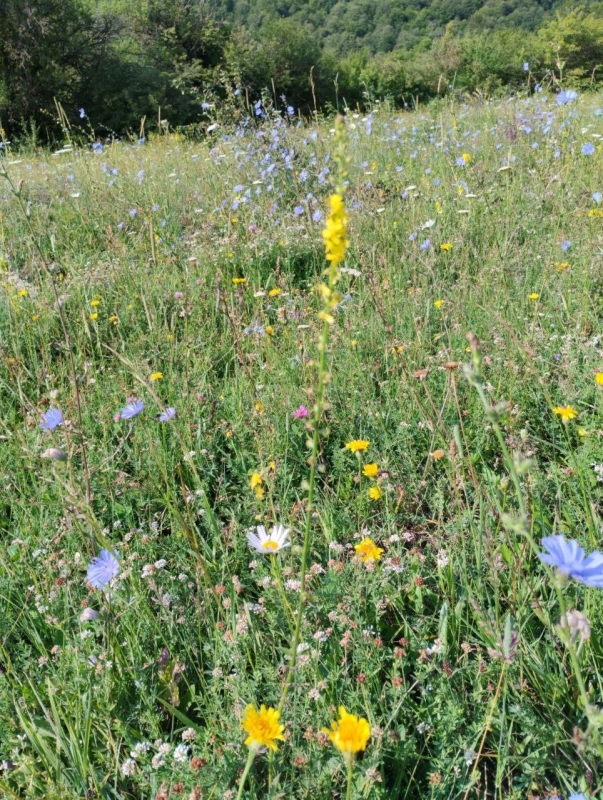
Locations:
262;540;279;550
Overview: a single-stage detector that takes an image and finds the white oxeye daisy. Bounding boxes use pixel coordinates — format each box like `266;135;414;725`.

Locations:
247;524;290;554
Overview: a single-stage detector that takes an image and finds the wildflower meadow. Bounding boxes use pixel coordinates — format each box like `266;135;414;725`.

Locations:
1;90;603;799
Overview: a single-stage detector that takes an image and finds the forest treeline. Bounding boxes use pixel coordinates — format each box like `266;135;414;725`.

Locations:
0;0;602;140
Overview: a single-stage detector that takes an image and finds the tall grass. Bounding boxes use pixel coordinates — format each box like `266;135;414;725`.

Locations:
0;90;603;799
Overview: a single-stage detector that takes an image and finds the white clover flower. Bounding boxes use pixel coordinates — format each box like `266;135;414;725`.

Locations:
173;744;189;762
121;758;136;777
246;524;290;554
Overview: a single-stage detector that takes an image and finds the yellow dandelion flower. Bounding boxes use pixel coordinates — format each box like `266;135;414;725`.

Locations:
265;325;275;335
462;153;471;164
555;261;570;272
368;485;382;501
434;300;445;308
355;536;383;561
322;707;371;757
232;277;246;285
362;463;379;478
90;300;100;307
242;705;285;752
528;293;539;301
554;405;578;422
150;372;163;381
440;243;452;251
249;472;263;490
345;439;369;453
322;193;349;268
595;373;603;386
17;289;27;297
268;288;281;297
90;313;98;321
109;315;118;324
254;486;265;500
255;401;265;413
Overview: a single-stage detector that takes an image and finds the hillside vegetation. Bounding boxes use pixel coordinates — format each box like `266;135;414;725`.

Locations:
1;0;603;138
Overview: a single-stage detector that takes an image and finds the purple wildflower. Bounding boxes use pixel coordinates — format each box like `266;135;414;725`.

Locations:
40;408;63;432
87;549;120;589
120;400;144;420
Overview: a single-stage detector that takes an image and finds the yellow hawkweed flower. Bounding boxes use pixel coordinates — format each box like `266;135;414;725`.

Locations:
345;440;369;453
355;536;383;561
268;288;281;297
90;300;100;307
90;313;98;320
323;707;371;758
265;325;274;335
595;372;603;386
242;705;285;752
554;405;578;422
322;193;349;268
17;289;27;297
232;277;246;285
368;485;382;501
462;153;471;164
434;300;444;308
108;315;118;324
150;372;163;381
555;261;570;272
528;293;539;301
440;243;452;251
362;463;379;478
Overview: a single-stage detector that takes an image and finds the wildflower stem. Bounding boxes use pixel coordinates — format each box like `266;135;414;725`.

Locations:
235;748;256;800
279;317;330;710
345;757;354;800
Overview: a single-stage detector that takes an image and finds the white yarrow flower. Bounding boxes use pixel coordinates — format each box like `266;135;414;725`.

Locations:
246;524;290;554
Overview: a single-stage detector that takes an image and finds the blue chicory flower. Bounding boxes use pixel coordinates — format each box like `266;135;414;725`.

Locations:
159;407;176;422
561;240;571;251
582;143;595;156
40;408;63;432
556;90;578;106
120;400;144;420
419;239;431;251
540;535;603;588
87;549;120;589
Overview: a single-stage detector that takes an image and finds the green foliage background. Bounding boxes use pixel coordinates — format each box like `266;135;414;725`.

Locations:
1;0;603;138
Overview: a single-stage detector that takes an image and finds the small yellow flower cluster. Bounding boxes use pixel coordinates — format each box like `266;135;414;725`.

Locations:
249;471;264;500
322;193;349;270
